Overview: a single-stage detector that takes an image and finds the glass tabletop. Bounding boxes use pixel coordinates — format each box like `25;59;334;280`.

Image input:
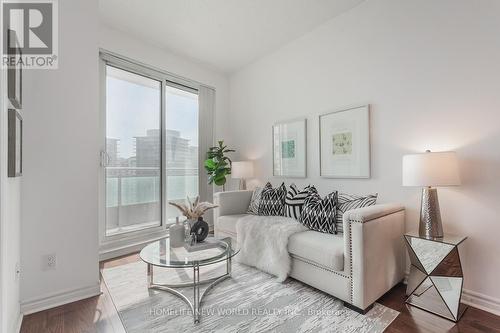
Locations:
140;237;239;268
405;231;467;246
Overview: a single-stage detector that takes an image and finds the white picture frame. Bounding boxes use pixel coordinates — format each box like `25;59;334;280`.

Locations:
7;29;22;109
273;118;307;178
8;109;23;177
319;105;370;178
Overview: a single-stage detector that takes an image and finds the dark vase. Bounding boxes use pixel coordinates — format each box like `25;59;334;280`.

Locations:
190;216;209;242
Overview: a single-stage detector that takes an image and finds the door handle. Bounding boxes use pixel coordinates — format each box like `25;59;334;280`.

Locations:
100;151;110;167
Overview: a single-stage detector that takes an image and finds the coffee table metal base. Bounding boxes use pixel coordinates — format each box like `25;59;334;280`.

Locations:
147;256;232;323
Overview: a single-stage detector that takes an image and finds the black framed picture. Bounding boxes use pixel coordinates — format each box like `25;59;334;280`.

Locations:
7;29;22;109
8;109;23;177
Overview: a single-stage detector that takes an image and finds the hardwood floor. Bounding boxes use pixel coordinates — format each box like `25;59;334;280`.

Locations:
20;253;500;333
20;278;124;333
378;284;500;333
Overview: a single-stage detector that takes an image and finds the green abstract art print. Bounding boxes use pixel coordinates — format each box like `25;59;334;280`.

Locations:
281;140;296;159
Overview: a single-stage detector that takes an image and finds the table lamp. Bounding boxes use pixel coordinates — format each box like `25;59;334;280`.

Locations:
402;150;461;238
231;161;254;190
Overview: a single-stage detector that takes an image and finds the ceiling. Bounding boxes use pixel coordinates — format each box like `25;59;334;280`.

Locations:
99;0;364;73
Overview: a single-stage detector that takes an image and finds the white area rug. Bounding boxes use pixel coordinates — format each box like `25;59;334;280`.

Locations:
102;260;399;333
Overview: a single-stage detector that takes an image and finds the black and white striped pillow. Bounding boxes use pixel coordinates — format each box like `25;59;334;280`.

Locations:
285;184;313;219
299;191;338;234
336;193;378;233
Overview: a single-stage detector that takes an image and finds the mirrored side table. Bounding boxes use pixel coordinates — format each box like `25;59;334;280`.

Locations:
404;231;468;322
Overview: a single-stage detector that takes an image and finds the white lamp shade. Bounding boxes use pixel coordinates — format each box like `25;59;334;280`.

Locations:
402;151;461;187
231;161;254;179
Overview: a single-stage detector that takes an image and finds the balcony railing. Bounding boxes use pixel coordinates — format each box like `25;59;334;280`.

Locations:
105;167;199;235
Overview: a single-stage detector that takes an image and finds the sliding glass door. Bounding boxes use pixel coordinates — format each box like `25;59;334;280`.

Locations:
165;86;199;224
104;65;162;236
100;52;209;248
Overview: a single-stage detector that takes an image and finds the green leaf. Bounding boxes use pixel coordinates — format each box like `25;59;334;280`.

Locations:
204;139;235;187
204;159;216;169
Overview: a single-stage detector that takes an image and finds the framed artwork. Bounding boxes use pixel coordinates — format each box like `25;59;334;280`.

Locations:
273;118;307;178
8;109;23;177
319;105;370;178
7;29;22;109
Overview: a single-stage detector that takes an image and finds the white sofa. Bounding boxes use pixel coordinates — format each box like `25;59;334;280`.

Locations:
213;190;406;313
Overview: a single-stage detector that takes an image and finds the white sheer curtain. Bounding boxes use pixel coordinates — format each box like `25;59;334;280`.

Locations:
198;86;215;227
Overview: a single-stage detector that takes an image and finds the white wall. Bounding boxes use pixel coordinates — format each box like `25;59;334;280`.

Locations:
0;85;22;333
20;0;101;313
0;26;22;333
0;1;22;330
229;0;500;313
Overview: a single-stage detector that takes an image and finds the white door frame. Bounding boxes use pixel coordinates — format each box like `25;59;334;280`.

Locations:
98;50;212;259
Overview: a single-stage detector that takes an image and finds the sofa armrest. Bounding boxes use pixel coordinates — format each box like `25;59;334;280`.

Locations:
343;204;405;310
344;203;405;224
213;190;253;220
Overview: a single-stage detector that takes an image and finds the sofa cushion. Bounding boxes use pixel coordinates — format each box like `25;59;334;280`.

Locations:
288;230;344;271
216;214;248;235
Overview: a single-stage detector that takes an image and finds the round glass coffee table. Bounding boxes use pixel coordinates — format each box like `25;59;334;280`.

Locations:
140;237;239;323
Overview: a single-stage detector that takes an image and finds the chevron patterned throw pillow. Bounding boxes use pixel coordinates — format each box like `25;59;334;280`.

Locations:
299;190;338;234
258;182;286;216
247;184;271;215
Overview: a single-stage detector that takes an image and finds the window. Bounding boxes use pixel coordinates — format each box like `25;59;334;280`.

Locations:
100;52;208;247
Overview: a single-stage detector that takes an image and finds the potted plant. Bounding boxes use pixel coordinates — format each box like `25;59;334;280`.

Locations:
204;140;235;191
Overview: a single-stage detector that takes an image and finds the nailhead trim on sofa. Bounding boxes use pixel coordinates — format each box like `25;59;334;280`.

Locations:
349;222;354;303
290;254;349;278
346;210;403;305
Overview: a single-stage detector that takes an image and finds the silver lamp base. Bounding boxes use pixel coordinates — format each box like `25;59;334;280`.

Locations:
419;187;443;238
239;179;247;190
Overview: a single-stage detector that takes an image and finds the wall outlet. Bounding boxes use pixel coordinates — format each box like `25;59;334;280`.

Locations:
42;253;57;271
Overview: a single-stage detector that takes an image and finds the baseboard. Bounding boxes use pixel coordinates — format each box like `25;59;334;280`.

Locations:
20;283;101;315
403;273;408;285
15;312;23;333
99;233;168;261
403;270;500;316
461;289;500;316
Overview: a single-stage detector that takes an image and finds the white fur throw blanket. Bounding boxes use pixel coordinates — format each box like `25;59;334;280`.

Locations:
236;215;307;282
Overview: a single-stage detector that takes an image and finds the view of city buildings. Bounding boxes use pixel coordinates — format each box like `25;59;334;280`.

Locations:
106;129;198;170
105;129;199;234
